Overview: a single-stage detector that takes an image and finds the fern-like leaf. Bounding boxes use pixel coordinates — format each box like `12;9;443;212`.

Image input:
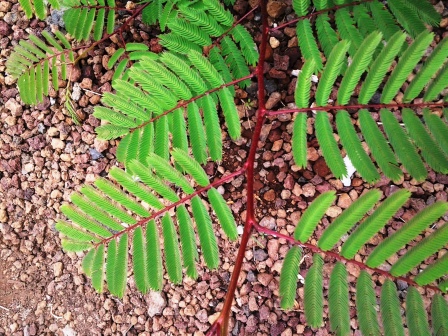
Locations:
341;189;411;259
295;59;316;108
315;112;347;179
381;31;434;103
294;191;336;242
356;271;381;336
292;113;308;168
176;205;199;280
431;293;448;336
406;287;431;336
133;227;149;294
366;201;448;268
404;37;448;102
402;109;448;174
318;189;381;251
337;31;383;105
336;110;380;182
328;262;350;336
207;188;238;241
191;196;219;269
172;148;209;187
423;64;448;102
146;153;194;194
358;110;402;182
297;19;323;73
380;109;427;181
187;102;208;164
162;213;183;284
146;221;163;290
390;223;448;277
315;40;350;106
91;245;105;293
304;253;324;328
279;246;302;309
423;109;448;157
380;280;405;336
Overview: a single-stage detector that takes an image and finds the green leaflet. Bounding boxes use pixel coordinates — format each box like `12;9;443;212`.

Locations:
203;0;233;26
414;253;448;286
369;1;400;41
381;280;405;336
404;37;448;102
176;205;199;280
91;245;106;293
388;0;426;38
60;204;113;238
191;196;219;269
366;201;448;268
171;148;209;186
424;64;448;102
356;271;380;336
82;248;96;277
315;14;340;59
315;112;347;179
402;109;448;174
94;178;150;217
341;189;411;259
294;191;336;242
133;227;149;293
162;213;183;284
80;185;136;225
171;108;189;155
295;59;316;108
167;18;212;46
315;40;350;107
207;188;238;241
328;262;350;336
108;167;164;210
405;287;431;336
380;109;427;181
318;189;381;251
187;102;208;164
358;110;402;182
61;240;93;252
279;246;302;309
188;50;224;88
127;160;179;203
337;31;383;105
199;95;222;161
297;19;323;73
431;294;448;336
218;87;241;140
154;115;169;161
146;153;194;194
336;110;380;183
292;113;308;168
70;192;125;232
56;220;100;243
106;239;117;295
335;8;363;56
146;220;163;290
423;109;448;157
381;31;434;103
292;0;309;16
230;25;259;66
304;254;324;328
221;36;251;88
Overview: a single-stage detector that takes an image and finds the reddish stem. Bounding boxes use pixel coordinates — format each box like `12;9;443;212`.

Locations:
207;1;270;335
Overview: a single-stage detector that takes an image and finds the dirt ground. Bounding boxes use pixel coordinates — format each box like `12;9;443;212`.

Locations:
1;0;448;335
